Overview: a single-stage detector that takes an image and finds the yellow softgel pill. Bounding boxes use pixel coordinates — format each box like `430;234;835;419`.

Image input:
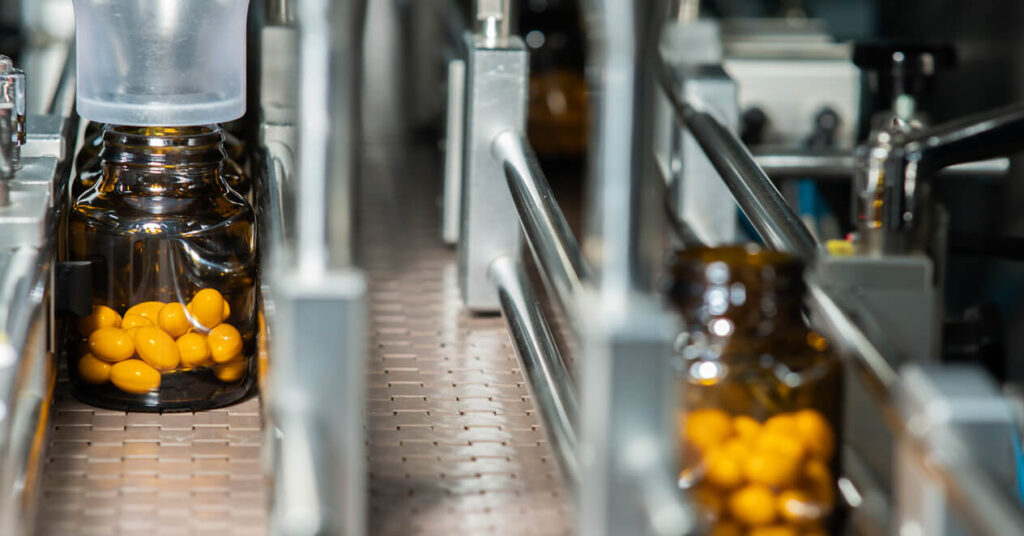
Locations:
77;305;121;336
125;301;165;320
88;327;135;362
158;302;192;338
207;323;242;363
110;359;161;394
728;484;777;526
222;300;231;321
120;313;153;330
177;332;212;368
133;326;181;371
77;353;111;384
189;289;224;329
793;409;835;461
213;358;246;383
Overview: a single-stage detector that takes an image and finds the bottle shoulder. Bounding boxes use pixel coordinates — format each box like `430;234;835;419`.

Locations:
71;187;255;238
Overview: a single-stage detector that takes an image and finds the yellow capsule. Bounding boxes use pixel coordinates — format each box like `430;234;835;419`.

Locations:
132;326;181;371
120;313;153;330
177;332;212;367
188;289;224;329
77;305;121;336
158;302;192;338
110;359;161;394
125;301;165;320
77;353;111;384
207;323;242;363
214;358;247;383
222;300;231;321
88;327;135;362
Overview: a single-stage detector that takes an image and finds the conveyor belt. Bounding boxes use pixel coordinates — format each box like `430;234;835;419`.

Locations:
362;146;573;534
33;144;572;534
33;382;267;535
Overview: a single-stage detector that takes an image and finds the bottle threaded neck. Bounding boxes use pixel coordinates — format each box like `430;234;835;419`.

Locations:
666;245;806;337
101;125;226;167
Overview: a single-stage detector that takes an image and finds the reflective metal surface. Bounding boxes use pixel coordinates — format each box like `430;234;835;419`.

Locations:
266;2;368;535
441;57;465;245
753;149;1010;180
658;63;739;245
490;256;579;486
494;131;589;316
658;59;819;261
457;33;528;311
576;2;696;536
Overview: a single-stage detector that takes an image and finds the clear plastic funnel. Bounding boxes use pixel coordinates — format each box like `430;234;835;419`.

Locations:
74;0;251;126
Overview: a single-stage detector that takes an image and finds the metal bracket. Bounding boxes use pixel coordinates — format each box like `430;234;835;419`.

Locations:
457;32;528;311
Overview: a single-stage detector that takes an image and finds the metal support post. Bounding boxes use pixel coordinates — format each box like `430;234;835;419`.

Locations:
457;10;528;311
577;296;696;536
268;270;367;536
578;1;696;535
266;1;368;535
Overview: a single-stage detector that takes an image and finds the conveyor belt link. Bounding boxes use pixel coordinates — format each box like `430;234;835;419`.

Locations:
34;382;266;536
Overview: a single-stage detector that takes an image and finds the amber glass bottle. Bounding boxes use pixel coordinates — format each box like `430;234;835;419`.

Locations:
67;125;258;412
667;246;841;535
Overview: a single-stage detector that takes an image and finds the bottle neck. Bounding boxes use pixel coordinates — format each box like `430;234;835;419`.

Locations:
672;286;806;340
666;247;809;346
97;125;227;195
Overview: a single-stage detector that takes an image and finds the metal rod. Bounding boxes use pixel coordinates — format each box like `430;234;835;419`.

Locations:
494;131;590;315
490;255;580;486
658;62;819;261
752;148;1009;180
295;0;332;276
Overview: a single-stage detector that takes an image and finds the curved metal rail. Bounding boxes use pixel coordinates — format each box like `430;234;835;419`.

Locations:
657;60;818;261
491;256;580;486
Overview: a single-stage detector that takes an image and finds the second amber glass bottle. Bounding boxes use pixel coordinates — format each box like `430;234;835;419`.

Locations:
67;125;257;411
667;246;841;535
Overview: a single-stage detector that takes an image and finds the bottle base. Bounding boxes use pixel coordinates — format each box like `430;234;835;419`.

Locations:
69;366;257;413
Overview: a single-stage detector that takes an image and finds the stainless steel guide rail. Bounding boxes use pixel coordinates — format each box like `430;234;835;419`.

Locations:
657;61;819;262
490;256;580;486
493;131;590;321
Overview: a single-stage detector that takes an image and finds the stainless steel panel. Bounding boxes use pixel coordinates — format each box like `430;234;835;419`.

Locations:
457;34;528;311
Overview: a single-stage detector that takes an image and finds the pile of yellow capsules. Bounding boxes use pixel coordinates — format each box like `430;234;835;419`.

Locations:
75;288;246;394
681;408;836;536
